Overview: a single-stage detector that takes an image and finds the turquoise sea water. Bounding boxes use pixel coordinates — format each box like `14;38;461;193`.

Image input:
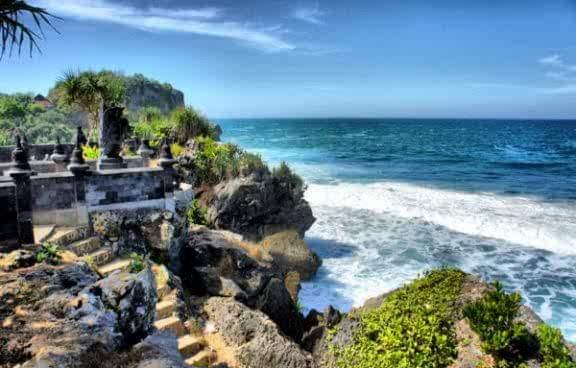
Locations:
217;118;576;341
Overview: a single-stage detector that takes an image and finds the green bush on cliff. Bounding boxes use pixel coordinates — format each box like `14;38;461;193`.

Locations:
464;281;537;365
273;161;305;196
333;268;466;368
190;136;267;187
186;199;209;226
537;324;576;368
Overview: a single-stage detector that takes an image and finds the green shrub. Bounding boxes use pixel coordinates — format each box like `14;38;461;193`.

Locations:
333;268;466;368
187;199;209;226
128;253;145;273
272;161;304;196
36;242;62;265
170;143;185;157
464;282;524;355
537;324;576;368
83;145;100;160
170;106;219;144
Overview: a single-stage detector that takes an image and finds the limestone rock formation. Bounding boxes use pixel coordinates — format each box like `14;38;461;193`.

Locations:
260;231;321;280
0;261;159;368
201;173;315;241
203;297;316;368
179;226;305;341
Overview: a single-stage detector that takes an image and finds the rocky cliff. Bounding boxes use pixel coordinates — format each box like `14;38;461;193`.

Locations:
124;74;185;114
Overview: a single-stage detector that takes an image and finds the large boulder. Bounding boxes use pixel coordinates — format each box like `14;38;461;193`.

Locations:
90;209;185;268
260;231;321;280
0;262;158;368
179;226;305;341
203;297;316;368
201;174;315;241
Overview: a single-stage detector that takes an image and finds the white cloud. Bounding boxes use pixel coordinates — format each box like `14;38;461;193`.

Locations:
291;3;326;25
539;54;563;66
31;0;295;52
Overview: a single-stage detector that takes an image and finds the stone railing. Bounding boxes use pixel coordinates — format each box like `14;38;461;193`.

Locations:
0;132;179;252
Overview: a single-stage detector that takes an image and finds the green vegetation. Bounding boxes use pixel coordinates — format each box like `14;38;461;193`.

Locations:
189;136;267;187
52;70;126;139
273;161;305;196
0;1;58;59
537;325;575;368
333;268;466;368
0;93;74;144
128;253;145;273
132;106;219;146
464;282;528;357
82;145;100;160
36;242;62;265
186;199;209;226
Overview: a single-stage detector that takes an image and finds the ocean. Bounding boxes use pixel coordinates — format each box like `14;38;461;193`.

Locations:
217;118;576;341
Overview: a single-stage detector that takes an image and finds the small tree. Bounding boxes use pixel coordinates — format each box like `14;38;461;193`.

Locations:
55;70;126;139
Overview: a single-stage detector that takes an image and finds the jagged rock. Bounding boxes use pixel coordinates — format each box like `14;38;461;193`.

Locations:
260;231;321;280
179;226;305;341
0;250;36;272
201;173;315;241
256;277;305;341
0;262;158;368
90;209;184;267
129;331;188;368
88;267;157;344
203;297;316;368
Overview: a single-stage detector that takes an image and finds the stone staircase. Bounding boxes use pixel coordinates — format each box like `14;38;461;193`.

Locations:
151;265;218;367
40;225;221;367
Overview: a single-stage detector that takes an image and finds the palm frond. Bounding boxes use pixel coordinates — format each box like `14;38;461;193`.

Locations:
0;0;60;60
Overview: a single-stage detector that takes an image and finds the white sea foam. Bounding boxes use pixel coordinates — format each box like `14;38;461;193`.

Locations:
305;181;576;255
300;181;576;341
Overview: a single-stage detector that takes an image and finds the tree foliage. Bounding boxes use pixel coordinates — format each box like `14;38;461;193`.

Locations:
0;0;59;59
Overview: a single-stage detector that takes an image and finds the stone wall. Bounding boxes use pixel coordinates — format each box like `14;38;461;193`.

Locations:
0;157;147;175
0;183;19;251
0;144;74;162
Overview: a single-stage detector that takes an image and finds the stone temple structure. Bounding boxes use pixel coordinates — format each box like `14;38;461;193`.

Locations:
0;121;187;251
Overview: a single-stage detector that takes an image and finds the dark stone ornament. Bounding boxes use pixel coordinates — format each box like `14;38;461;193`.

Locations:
158;138;177;169
68;127;90;175
7;135;33;174
50;135;69;164
98;106;130;170
137;139;154;158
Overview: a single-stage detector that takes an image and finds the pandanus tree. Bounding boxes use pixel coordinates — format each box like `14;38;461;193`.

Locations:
0;1;58;59
54;70;126;140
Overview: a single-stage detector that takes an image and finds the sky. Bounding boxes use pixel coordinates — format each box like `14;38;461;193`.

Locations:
2;0;576;119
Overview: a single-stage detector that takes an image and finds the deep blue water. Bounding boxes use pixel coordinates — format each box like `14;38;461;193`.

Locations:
217;118;576;341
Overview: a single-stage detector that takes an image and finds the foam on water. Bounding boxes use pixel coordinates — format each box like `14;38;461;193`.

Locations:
301;182;576;341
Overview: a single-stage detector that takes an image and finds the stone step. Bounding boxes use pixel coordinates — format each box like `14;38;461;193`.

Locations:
98;259;131;276
178;335;204;357
154;316;187;337
157;284;172;299
49;226;89;247
34;225;55;244
69;237;101;256
86;247;114;266
156;300;177;320
185;350;216;367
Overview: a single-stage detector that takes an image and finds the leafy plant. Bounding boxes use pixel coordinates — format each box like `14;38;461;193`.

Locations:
170;143;185;157
128;253;145;273
333;268;466;368
36;242;62;265
82;145;100;160
186;199;209;226
272;161;305;196
54;70;126;139
537;324;576;368
170;106;219;144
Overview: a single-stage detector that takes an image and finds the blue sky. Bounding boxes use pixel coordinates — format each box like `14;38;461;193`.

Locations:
2;0;576;118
